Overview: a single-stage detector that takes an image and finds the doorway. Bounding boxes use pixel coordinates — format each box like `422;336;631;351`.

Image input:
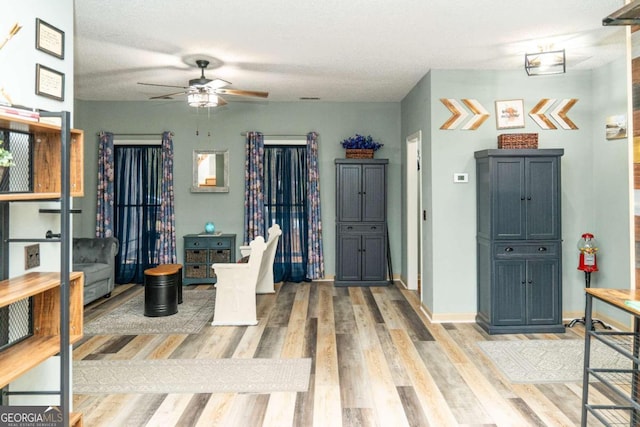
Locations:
406;131;422;292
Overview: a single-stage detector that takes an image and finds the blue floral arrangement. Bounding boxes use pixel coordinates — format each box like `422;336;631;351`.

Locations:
340;134;383;151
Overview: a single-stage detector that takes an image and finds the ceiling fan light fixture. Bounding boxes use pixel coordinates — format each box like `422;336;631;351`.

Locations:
187;89;219;108
524;49;565;76
139;58;267;107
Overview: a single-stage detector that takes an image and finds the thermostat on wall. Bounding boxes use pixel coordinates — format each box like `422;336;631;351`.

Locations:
453;173;469;183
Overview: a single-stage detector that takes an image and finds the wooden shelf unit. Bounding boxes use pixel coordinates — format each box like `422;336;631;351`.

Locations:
0;112;84;425
0;115;84;199
0;271;83;388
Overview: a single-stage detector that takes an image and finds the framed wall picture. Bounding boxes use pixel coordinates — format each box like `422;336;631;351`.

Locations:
35;64;64;101
35;18;64;59
605;115;627;140
495;99;525;129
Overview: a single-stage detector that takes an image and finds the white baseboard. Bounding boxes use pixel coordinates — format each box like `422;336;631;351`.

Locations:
418;304;475;323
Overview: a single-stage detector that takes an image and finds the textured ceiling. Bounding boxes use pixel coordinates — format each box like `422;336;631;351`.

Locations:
74;0;627;103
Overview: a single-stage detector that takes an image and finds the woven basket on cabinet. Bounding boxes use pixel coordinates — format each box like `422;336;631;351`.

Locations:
497;133;538;149
345;149;374;159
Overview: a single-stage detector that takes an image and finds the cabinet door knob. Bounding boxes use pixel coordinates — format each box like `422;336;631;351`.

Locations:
505;247;514;252
538;247;547;252
347;226;353;230
527;196;532;200
528;280;533;284
520;197;525;201
370;226;377;230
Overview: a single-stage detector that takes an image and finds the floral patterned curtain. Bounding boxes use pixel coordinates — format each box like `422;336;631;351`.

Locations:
157;131;176;263
96;131;114;238
243;131;265;244
306;132;324;279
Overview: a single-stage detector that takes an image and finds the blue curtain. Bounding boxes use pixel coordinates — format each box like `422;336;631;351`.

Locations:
264;146;308;282
113;145;162;284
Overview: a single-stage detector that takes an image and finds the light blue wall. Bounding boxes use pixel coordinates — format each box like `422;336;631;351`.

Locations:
0;2;75;117
401;62;631;319
590;56;632;325
3;2;76;276
74;100;401;277
400;72;433;308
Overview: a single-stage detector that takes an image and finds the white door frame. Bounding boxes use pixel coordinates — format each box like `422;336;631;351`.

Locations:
406;131;422;291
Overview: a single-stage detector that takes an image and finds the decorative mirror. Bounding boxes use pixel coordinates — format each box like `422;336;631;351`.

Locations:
191;149;229;193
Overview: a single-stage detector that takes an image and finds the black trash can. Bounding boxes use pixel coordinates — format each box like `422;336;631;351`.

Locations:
144;266;179;317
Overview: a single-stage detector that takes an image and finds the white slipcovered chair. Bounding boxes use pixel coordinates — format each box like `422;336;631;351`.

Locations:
211;236;267;326
239;224;282;294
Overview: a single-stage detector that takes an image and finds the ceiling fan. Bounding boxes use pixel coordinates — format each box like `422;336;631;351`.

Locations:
137;59;269;107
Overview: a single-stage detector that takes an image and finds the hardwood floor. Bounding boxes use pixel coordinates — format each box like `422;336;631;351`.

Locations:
73;281;600;426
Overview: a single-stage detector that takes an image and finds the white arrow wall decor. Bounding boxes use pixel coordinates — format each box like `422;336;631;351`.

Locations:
550;98;578;130
529;99;557;130
440;98;489;130
461;99;490;130
440;99;469;130
529;98;578;130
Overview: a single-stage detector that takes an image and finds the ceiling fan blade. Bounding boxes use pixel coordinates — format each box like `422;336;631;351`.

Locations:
217;97;228;106
204;78;231;89
216;88;269;98
149;91;186;100
138;82;188;89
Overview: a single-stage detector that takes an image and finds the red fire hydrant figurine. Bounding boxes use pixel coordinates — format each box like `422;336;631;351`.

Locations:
577;233;598;273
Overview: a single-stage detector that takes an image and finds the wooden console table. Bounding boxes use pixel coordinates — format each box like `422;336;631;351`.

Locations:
183;234;236;285
581;288;640;426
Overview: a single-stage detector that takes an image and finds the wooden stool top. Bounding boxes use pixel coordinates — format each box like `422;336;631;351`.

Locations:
145;264;182;276
156;263;182;272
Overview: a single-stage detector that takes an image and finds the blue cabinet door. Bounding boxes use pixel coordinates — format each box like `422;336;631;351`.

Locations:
493;260;527;325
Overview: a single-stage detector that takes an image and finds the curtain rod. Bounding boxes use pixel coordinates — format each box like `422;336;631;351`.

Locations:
240;132;313;137
96;132;174;136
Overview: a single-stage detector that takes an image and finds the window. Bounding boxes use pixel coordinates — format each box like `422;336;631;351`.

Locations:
113;145;162;284
263;142;308;282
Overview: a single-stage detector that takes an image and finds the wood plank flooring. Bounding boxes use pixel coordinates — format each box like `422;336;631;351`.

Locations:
73;282;601;426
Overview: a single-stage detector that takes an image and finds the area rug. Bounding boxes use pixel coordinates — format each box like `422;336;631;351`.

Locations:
477;339;630;383
84;289;215;335
73;358;312;394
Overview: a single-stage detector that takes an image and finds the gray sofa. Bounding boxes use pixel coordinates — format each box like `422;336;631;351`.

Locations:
72;237;119;305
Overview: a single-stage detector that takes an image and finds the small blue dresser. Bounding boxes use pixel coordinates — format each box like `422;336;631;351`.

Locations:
183;234;236;285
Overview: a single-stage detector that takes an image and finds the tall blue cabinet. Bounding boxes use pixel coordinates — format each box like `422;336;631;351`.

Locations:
335;159;388;286
475;149;564;334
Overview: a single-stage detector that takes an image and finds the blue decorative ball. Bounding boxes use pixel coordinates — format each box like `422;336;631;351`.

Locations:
204;222;215;234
